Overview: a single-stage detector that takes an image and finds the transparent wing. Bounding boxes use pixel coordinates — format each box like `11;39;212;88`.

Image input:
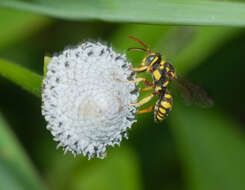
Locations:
171;75;213;108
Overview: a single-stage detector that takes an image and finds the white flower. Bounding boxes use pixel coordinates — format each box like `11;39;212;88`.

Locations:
41;41;138;159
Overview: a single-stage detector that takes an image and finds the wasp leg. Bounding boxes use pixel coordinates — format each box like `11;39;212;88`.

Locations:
115;76;153;87
128;93;155;107
128;77;145;84
128;77;153;87
140;86;154;92
137;106;154;114
130;66;148;72
143;80;153;87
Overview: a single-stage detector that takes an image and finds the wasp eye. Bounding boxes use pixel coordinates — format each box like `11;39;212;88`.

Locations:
145;55;155;65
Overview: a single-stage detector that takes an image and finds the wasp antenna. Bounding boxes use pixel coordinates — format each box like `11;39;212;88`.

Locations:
128;36;151;54
127;47;147;52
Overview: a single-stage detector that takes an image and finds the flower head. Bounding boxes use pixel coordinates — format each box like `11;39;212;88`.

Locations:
42;41;138;159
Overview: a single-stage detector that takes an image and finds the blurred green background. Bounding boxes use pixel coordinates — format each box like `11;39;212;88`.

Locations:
1;0;245;190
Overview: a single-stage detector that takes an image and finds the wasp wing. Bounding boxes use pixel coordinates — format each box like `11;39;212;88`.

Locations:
170;75;213;108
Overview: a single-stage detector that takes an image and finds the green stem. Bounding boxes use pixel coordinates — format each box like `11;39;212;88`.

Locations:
0;59;42;97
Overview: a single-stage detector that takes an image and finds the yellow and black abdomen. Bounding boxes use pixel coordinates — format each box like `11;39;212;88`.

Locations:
154;91;173;122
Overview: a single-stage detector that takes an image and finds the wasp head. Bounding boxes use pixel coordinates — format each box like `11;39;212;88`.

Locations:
141;53;161;72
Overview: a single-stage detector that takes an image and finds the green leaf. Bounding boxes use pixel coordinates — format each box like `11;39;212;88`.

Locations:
1;0;245;26
169;103;245;190
0;59;42;97
0;8;52;50
0;113;47;190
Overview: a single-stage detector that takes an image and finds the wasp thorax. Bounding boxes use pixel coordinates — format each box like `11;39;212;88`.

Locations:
165;62;176;80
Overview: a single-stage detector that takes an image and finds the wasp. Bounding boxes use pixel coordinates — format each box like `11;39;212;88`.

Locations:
127;36;213;122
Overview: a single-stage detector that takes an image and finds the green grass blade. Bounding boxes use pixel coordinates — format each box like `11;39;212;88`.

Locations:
1;0;245;26
0;8;52;50
0;113;47;190
169;103;245;190
0;59;42;97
